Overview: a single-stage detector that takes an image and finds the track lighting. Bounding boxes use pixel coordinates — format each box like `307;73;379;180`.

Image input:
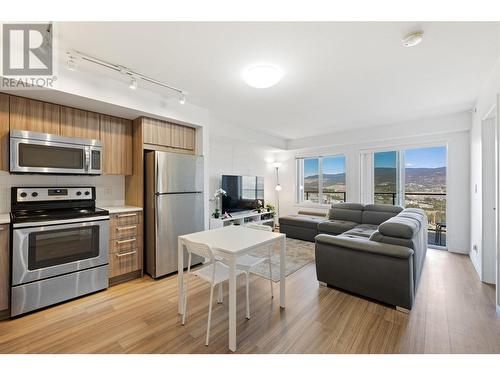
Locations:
179;92;186;105
66;49;187;103
66;52;77;71
129;76;137;90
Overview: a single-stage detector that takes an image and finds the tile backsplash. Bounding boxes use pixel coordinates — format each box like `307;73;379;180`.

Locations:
0;172;125;213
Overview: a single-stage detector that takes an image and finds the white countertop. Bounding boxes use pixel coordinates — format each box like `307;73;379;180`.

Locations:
99;205;143;214
0;213;10;225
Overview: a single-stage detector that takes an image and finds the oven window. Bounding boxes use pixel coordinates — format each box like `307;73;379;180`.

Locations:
19;143;84;169
28;226;99;270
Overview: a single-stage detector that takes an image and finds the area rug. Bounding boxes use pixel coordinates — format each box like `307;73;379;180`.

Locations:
248;238;315;281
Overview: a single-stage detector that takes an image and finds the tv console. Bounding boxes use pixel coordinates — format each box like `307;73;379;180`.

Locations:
209;210;275;229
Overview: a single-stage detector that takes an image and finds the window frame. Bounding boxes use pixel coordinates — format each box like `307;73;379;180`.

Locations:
296;154;347;206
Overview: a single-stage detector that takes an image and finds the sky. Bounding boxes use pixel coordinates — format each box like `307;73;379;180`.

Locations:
374;147;446;169
304;147;446;177
304;156;345;177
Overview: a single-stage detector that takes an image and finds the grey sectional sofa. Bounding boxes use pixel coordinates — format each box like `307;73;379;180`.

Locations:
279;203;428;310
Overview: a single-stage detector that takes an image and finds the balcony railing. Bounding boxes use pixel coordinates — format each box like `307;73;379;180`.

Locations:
304;190;346;204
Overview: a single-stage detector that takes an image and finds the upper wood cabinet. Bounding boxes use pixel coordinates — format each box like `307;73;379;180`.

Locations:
60;107;100;139
142;117;196;151
100;115;133;175
143;117;171;146
0;94;9;171
171;124;195;151
9;96;60;134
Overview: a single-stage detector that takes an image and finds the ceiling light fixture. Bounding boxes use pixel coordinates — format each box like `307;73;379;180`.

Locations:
402;31;424;47
242;64;284;88
66;49;187;103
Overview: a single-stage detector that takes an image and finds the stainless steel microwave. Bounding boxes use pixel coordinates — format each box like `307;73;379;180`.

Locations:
10;130;102;175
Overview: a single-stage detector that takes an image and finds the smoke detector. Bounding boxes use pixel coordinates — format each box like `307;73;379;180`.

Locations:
402;31;424;47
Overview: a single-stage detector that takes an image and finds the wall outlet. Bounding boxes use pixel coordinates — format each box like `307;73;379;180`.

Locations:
104;187;112;197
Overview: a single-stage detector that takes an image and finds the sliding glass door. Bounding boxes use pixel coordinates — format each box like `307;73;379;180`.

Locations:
372;146;447;247
404;146;447;247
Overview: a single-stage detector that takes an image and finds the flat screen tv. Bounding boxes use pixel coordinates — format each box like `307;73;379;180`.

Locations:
221;175;264;213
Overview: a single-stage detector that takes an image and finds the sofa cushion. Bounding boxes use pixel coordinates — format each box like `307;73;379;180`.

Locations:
279;215;326;229
318;220;358;235
378;216;420;239
343;224;379;238
362;204;403;225
328;202;363;223
315;234;414;258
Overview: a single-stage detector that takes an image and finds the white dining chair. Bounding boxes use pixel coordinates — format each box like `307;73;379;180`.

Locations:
230;223;274;320
181;238;247;346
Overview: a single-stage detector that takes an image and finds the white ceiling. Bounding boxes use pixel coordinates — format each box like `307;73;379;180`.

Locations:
56;22;500;140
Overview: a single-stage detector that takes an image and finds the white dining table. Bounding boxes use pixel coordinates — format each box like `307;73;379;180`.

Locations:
178;225;286;352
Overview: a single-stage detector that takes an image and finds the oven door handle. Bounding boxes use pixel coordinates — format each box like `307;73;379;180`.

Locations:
13;215;110;228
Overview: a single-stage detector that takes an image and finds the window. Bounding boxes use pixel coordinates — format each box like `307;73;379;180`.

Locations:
297;155;346;204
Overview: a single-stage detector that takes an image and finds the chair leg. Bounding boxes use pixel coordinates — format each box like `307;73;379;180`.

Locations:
217;282;224;304
206;282;215;346
245;272;251;320
268;247;274;299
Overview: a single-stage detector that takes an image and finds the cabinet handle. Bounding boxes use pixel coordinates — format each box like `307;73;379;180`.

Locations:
0;226;5;231
116;238;136;244
116;250;137;257
117;213;137;218
116;225;136;231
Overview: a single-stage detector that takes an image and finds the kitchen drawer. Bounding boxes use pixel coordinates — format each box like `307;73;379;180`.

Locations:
111;211;142;226
110;236;142;254
109;248;141;278
109;211;143;240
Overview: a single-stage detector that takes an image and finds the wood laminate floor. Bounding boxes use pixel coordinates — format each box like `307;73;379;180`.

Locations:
0;249;499;354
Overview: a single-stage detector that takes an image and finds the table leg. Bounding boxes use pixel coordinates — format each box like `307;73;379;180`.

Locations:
279;236;286;308
228;254;237;352
178;238;184;314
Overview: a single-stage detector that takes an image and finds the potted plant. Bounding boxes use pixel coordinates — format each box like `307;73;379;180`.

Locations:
265;203;276;214
255;200;263;213
212;188;227;217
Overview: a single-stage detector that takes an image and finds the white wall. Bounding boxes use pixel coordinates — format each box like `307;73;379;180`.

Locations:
208;131;279;218
470;57;500;279
470;53;500;311
275;112;471;254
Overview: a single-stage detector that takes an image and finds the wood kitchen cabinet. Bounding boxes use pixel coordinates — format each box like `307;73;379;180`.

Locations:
9;96;60;135
0;93;9;171
142;116;196;151
108;211;143;285
171;124;196;150
0;224;9;316
60;107;100;140
100;115;133;175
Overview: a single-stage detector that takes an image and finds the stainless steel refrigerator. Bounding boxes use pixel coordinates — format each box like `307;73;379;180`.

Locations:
145;151;205;278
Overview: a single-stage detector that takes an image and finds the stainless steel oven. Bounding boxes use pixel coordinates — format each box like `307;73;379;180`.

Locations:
10;129;102;175
12;217;109;286
10;186;109;317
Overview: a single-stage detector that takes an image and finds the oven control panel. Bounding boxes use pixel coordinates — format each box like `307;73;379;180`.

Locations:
15;187;94;202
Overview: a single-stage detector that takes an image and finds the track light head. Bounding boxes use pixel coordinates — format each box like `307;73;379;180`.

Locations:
129;76;138;90
179;92;187;105
66;51;77;71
